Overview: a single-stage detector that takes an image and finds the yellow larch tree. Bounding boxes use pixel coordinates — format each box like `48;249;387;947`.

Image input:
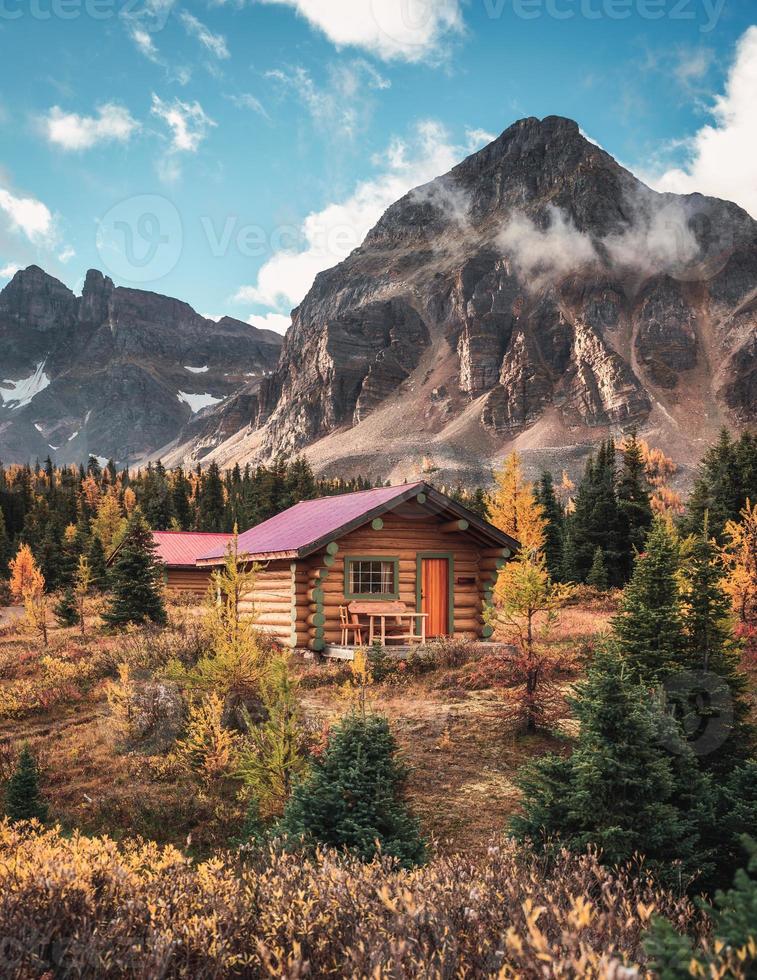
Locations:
488;451;546;554
722;499;757;667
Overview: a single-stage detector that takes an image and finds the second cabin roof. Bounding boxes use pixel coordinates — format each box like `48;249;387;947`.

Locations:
197;481;519;564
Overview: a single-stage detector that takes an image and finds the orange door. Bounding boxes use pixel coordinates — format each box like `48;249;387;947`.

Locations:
421;558;450;637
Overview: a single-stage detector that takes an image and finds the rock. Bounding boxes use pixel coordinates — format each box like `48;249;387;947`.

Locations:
128;680;185;752
0;269;282;464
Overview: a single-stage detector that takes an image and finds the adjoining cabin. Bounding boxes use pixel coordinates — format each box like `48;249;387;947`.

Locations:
196;481;518;655
109;530;233;596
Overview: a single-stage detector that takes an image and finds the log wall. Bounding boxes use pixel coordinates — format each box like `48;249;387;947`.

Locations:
300;507;510;651
238;560;298;648
165;567;214;595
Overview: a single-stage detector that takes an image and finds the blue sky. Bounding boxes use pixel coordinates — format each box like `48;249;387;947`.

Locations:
0;0;755;334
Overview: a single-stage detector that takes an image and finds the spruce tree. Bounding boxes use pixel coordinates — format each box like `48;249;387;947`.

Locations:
569;442;625;585
198;462;226;532
677;521;755;775
103;508;166;628
277;713;426;867
535;471;564;580
586;546;609;590
86;533;108;592
5;744;48;823
511;645;716;886
0;504;11;576
612;517;686;682
54;587;78;627
617;431;653;581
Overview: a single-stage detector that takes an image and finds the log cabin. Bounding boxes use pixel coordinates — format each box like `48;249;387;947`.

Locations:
108;530;233;596
196;482;518;654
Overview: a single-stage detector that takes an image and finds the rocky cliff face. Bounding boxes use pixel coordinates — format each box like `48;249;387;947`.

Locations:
0;269;281;464
6;116;756;481
174;114;754;483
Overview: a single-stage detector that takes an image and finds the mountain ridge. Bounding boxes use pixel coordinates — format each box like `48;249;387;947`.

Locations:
2;115;755;481
0;266;282;465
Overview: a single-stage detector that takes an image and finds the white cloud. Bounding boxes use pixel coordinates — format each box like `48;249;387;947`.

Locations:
40;103;139;151
266;60;389;140
0;262;20;279
226;92;269;118
151;94;216;153
58;245;76;263
248;312;291;335
0;186;56;246
233;119;474;310
498;206;599;288
257;0;463;63
128;25;161;62
651;26;757;218
464;127;495;152
179;11;230;59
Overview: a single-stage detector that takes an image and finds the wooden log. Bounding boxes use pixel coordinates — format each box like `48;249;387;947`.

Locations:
307;612;326;628
440;519;469;533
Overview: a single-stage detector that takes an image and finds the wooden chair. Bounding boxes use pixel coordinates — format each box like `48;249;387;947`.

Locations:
339;605;365;646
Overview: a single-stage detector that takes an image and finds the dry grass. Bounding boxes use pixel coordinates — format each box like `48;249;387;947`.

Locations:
0;595;616;852
0;820;703;979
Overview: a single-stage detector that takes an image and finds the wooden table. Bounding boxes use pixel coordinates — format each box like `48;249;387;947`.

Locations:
348;601;428;645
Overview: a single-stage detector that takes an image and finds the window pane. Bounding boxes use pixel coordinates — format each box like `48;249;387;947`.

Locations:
350;560;394;595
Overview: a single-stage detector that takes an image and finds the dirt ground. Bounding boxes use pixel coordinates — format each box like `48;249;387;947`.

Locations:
0;592;616;852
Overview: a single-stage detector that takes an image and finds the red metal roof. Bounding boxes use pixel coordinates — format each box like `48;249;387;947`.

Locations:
198;482;428;562
152;531;233;567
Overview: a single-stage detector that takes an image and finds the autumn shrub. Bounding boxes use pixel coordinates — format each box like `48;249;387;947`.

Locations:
0;821;710;979
0;647;107;720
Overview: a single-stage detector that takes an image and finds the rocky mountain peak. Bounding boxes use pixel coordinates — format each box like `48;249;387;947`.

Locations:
174;114;756;484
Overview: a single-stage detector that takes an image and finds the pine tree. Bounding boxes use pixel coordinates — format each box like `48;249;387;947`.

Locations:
0;504;11;576
586;547;609;590
86;533;108;592
103;508;166;628
5;744;48;823
612;517;686;682
54;587;78;627
277;713;426;868
237;656;307;819
570;441;626;586
511;645;716;887
617;430;653;580
535;471;563;579
197;462;226;532
677;520;754;775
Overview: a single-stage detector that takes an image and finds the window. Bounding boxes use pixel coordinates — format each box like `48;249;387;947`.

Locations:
345;557;398;599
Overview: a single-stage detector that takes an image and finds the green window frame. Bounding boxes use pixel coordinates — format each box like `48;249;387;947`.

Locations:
344;555;400;601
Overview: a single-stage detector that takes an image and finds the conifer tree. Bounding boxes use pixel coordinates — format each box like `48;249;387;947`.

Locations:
5;744;48;823
103;508;166;628
54;586;78;627
586;546;609;590
86;533;108;592
278;713;426;867
488;451;545;553
535;471;563;579
612;517;686;682
617;430;653;580
0;504;11;577
677;520;754;774
511;645;716;886
237;656;307;818
197;461;226;532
